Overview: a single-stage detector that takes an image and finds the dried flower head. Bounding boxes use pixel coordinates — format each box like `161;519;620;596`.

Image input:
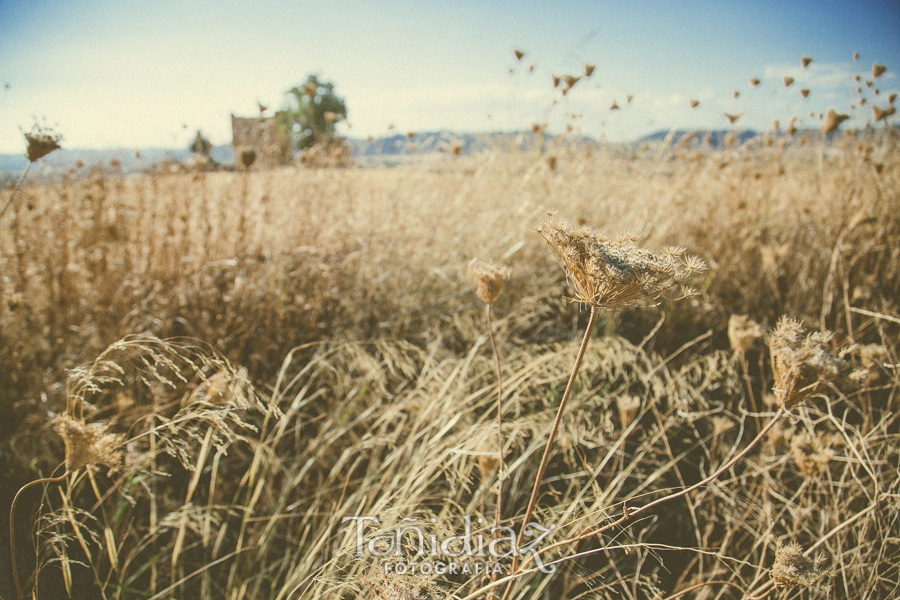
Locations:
790;430;837;476
771;540;831;590
240;148;257;168
728;314;763;353
56;414;125;474
468;259;511;305
821;108;850;135
362;566;444;600
563;74;581;89
536;217;706;310
767;317;852;409
24;125;62;163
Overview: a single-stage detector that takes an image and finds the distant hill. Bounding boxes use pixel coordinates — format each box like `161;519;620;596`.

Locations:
636;129;759;147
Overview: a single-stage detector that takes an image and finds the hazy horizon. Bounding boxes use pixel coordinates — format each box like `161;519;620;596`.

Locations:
2;0;899;154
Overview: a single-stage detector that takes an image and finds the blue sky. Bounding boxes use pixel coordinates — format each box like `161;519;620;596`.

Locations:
1;0;898;153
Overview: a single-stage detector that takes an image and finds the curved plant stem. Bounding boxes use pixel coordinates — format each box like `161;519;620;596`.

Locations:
501;307;599;600
0;162;33;221
486;304;504;596
10;472;68;600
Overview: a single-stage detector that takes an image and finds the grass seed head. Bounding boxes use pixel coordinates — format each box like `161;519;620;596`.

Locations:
468;259;511;305
535;217;706;310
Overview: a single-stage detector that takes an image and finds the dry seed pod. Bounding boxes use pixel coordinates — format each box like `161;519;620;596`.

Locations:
563;74;581;89
535;217;706;310
772;540;832;590
468;259;511;305
56;415;125;474
728;314;763;352
767;316;853;409
821;108;850;135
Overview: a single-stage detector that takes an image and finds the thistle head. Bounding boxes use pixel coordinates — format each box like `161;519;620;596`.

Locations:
535;216;706;310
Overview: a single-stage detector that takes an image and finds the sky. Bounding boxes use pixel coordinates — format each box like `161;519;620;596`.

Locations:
1;0;899;153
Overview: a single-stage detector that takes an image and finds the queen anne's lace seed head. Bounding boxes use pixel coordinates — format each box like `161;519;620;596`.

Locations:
767;316;854;409
468;259;511;305
536;217;706;310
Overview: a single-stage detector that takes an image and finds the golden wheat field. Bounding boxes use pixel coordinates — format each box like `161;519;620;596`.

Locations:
1;130;899;600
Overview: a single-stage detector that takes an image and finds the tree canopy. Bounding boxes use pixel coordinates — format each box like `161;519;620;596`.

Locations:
278;75;347;150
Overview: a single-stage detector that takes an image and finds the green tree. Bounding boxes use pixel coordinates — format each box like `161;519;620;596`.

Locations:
278;74;347;150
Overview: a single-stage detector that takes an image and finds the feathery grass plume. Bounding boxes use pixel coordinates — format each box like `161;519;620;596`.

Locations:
535;216;706;310
468;259;511;305
766;317;854;409
783;76;794;87
749;77;760;87
771;541;832;591
56;415;125;474
872;63;887;78
821;108;850;135
801;56;813;68
728;314;763;353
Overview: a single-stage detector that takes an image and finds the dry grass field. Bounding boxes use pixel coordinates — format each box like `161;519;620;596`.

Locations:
1;129;898;599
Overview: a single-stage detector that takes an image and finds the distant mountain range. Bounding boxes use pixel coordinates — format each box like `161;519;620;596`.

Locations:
3;125;877;177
